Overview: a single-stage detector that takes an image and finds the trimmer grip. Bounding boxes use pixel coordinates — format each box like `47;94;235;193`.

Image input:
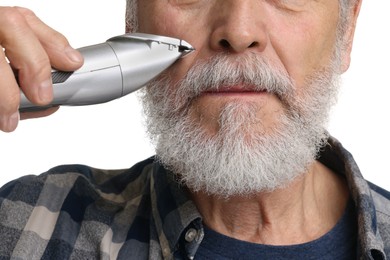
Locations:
19;42;122;111
52;71;74;84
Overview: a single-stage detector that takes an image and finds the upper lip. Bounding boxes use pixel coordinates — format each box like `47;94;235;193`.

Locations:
203;84;266;94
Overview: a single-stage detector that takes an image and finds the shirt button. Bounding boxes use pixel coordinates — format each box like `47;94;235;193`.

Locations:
185;228;198;242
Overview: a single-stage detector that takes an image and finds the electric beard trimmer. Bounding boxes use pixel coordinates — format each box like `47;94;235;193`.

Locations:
18;33;194;112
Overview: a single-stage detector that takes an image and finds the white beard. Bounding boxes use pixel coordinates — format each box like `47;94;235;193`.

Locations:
140;53;340;198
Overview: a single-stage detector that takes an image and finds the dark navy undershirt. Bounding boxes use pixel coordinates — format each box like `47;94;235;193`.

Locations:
195;200;357;259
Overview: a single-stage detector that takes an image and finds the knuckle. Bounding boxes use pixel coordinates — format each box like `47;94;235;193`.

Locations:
18;59;51;90
48;31;68;46
43;29;69;50
13;6;36;18
0;7;28;28
7;51;50;74
32;54;51;68
34;58;51;76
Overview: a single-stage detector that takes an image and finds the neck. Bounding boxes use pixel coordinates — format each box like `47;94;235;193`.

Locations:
189;161;349;245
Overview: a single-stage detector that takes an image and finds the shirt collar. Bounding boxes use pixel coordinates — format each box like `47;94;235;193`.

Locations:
319;137;386;260
150;161;202;259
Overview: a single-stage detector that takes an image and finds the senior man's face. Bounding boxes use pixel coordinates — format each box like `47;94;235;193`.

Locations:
136;0;355;196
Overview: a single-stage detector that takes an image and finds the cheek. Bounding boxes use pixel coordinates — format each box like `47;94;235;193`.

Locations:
138;2;210;86
138;2;200;38
270;15;338;89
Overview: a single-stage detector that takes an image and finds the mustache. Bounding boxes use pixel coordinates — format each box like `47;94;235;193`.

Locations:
174;53;295;103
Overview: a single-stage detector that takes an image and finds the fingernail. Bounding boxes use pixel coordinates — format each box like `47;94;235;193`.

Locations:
65;46;83;63
0;111;20;132
38;79;53;104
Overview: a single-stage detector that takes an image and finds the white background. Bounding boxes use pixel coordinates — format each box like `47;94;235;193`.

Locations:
0;0;389;191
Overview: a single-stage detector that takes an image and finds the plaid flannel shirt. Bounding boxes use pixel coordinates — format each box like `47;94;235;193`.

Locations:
0;137;389;259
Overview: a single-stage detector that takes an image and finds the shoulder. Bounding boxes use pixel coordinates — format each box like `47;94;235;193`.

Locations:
368;182;390;253
0;157;156;211
0;158;157;258
368;181;390;218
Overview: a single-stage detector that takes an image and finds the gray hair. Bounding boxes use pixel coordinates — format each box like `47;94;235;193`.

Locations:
125;0;138;32
339;0;358;34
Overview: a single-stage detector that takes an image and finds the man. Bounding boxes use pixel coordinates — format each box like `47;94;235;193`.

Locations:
0;0;389;259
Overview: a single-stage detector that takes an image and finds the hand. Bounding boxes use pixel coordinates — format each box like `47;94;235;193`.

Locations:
0;6;83;132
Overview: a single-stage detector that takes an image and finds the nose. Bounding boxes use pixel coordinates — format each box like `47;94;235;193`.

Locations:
210;1;268;53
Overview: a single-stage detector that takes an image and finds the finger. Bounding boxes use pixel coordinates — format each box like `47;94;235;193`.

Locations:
0;47;20;132
20;106;59;120
16;7;84;71
0;7;53;105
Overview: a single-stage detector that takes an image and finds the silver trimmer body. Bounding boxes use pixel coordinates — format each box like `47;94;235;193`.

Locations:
19;33;194;111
